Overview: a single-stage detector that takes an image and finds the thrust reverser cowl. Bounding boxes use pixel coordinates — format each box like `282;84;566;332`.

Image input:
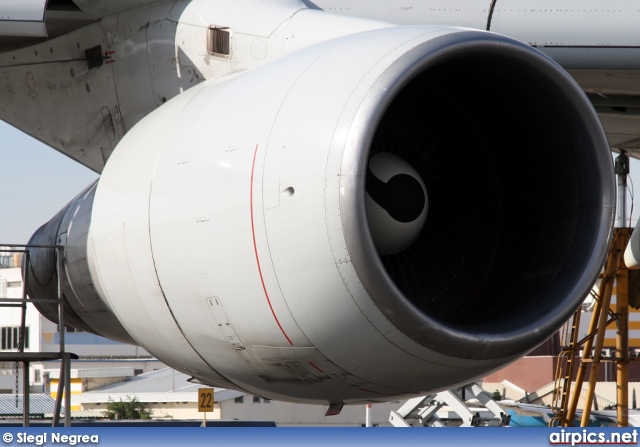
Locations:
33;25;615;404
24;181;136;345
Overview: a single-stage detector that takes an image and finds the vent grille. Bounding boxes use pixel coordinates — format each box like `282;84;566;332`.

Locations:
209;27;230;56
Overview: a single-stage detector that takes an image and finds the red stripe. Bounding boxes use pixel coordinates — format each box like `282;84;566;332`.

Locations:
250;144;294;346
308;361;324;373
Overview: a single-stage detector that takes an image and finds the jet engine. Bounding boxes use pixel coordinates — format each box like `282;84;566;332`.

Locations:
26;25;615;405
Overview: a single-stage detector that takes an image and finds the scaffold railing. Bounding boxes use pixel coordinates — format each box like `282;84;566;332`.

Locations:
0;244;76;427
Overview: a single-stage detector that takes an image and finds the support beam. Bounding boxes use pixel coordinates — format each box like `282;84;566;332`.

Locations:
616;228;631;427
22;362;29;427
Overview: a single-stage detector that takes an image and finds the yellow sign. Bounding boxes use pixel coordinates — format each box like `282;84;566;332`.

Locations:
198;388;214;412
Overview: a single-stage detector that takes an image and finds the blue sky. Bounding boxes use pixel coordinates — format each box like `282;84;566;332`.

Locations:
0;119;639;245
0;120;99;244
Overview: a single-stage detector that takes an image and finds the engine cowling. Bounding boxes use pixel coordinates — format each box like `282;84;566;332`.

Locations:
26;25;614;405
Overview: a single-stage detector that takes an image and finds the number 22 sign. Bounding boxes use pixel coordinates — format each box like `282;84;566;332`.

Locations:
198;388;214;413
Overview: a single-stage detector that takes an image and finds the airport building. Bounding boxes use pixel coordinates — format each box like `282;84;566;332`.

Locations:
70;367;402;426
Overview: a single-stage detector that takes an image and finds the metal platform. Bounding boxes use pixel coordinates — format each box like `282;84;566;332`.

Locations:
0;245;76;427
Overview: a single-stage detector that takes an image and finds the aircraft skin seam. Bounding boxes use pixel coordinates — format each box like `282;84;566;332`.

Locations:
250;144;295;346
0;58;86;69
143;148;244;389
250;34;374;357
101;15;126;162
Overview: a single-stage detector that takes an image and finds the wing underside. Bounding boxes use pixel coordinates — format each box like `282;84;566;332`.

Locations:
0;0;162;53
575;72;640;153
0;0;639;172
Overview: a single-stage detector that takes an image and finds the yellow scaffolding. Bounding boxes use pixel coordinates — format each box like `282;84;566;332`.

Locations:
550;228;632;427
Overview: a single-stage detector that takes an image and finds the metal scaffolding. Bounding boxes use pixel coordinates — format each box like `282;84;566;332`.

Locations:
550;151;634;427
0;244;77;427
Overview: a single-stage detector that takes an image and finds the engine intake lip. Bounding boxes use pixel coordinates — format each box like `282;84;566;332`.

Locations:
340;29;615;360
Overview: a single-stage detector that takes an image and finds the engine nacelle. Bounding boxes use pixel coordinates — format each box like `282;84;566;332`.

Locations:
25;181;135;345
27;25;614;405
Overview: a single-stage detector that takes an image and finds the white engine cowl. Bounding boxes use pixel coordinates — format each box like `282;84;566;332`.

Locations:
27;25;614;405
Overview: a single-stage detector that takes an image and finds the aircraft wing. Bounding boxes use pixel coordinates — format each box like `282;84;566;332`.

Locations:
583;89;640;153
0;0;171;172
490;6;640;156
312;0;640;157
0;0;164;52
0;0;639;172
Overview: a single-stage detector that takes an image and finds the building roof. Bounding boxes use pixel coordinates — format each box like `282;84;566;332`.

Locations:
47;367;136;379
88;367;199;393
0;394;108;419
73;367;244;404
0;394;63;417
